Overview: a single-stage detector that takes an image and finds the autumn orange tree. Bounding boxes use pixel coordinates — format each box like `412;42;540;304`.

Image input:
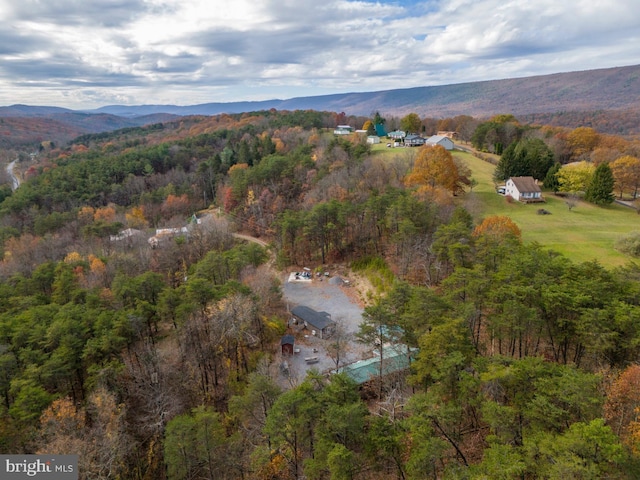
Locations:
611;155;640;198
472;215;522;240
605;364;640;451
404;145;470;196
567;126;600;161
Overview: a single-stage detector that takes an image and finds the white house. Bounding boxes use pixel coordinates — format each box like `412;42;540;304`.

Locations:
425;135;454;150
505;176;544;202
334;125;354;135
367;135;380;144
387;130;406;140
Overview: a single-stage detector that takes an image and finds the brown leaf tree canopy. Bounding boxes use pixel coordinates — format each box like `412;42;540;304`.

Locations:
404;145;470;196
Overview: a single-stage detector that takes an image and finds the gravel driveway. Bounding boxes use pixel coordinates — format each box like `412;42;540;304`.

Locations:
280;272;370;384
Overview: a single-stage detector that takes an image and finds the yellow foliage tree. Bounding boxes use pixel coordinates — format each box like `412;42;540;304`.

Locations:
63;251;83;264
557;161;595;194
125;206;148;229
77;206;95;225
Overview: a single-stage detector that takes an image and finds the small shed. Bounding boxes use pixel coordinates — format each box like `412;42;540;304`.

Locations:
291;305;336;339
281;334;295;356
425;135;454;150
367;135;380;144
505;176;544;203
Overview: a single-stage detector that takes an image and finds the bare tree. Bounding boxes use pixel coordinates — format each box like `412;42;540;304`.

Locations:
326;317;352;370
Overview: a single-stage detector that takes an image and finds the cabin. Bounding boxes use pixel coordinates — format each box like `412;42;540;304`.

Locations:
425;135;454;150
291;305;336;339
505;176;544;203
280;334;295;356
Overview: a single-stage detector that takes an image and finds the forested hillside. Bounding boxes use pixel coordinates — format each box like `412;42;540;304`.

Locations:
2;109;640;479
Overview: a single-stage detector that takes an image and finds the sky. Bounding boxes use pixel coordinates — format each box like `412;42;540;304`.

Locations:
0;0;638;109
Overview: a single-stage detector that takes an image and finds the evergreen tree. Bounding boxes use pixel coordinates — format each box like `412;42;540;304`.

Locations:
494;138;554;182
543;162;562;192
585;162;615;205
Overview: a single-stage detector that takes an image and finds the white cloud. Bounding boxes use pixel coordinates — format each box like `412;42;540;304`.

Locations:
0;0;638;108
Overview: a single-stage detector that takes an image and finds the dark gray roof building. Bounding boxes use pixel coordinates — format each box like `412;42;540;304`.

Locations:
291;305;336;339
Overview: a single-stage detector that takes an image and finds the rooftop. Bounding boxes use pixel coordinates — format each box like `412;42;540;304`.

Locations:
334;345;416;385
291;305;335;331
510;176;541;192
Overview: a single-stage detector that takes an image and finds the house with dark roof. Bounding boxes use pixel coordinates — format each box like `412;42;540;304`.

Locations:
505;176;544;203
405;134;426;147
291;305;336;339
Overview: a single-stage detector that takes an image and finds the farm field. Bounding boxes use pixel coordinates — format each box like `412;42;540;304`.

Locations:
454;150;640;267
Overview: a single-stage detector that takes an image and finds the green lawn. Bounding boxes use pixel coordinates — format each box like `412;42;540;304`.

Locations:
454;150;640;267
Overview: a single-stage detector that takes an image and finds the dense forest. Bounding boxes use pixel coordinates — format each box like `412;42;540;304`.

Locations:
2;109;640;479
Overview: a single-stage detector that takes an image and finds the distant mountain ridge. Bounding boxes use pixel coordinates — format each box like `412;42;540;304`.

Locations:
83;64;640;118
1;64;640;147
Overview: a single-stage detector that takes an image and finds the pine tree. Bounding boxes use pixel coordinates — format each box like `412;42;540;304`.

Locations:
543;162;562;192
585;162;615;205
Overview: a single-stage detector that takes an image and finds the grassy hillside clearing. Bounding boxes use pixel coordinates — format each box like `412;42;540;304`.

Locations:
454;150;640;267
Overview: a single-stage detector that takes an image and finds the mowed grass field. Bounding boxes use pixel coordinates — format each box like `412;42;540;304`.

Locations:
453;150;640;268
